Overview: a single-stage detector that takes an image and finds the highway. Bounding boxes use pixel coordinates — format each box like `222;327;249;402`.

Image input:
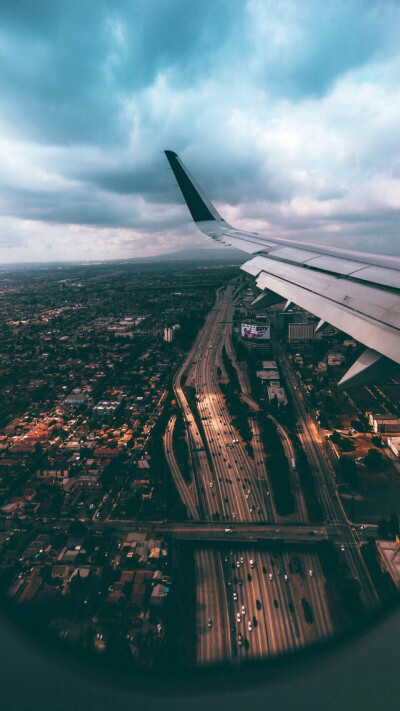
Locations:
192;287;270;523
195;548;231;665
163;414;199;521
167;285;334;665
275;338;380;613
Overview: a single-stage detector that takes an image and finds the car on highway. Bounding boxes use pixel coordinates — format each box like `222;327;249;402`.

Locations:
233;592;238;601
269;573;273;580
256;599;262;610
236;613;241;623
207;618;213;628
248;621;253;632
247;573;252;582
274;599;279;609
224;528;233;534
237;633;243;646
241;604;246;615
236;561;240;568
250;559;254;568
309;569;313;576
341;545;345;551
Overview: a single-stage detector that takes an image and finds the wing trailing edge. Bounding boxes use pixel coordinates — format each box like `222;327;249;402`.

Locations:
164;150;400;387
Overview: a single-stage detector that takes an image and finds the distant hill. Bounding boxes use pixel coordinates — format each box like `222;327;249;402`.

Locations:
131;247;244;263
0;247;244;271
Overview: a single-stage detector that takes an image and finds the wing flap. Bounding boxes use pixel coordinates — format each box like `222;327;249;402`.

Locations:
164;150;400;374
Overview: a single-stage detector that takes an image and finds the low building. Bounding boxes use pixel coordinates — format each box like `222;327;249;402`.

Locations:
388;437;400;457
327;352;346;366
64;389;87;406
370;414;400;434
376;539;400;590
262;360;278;370
92;400;122;417
150;583;166;607
288;323;315;342
267;384;288;406
256;369;280;382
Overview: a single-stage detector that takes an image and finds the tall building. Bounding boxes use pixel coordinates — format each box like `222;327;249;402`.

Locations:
163;324;180;342
163;327;174;342
240;321;271;354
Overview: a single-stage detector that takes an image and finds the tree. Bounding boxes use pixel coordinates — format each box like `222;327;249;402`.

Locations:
340;438;356;453
365;448;384;472
68;519;88;537
378;517;389;539
372;435;382;448
351;418;367;433
389;512;399;538
338;456;357;485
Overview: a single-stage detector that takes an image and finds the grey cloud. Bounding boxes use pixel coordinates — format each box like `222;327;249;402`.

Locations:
0;1;399;261
252;0;400;100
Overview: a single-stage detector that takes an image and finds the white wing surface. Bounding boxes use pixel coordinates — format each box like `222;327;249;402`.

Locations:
165;150;400;387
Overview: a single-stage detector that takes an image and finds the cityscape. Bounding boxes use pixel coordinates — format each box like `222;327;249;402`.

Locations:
0;256;399;674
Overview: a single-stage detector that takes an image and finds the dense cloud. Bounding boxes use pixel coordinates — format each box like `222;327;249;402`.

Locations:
0;0;399;262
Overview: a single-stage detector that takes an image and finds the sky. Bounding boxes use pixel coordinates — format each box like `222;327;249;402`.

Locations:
1;0;400;263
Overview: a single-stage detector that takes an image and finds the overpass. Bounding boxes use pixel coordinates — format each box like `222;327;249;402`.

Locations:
119;521;329;543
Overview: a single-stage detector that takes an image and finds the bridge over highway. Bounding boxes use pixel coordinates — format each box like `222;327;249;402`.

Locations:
102;520;329;543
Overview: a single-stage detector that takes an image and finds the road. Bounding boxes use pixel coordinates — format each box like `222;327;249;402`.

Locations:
195;548;231;665
275;339;380;613
168;285;334;665
163;415;199;520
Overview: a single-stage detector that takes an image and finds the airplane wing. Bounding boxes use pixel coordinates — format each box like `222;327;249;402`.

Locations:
165;150;400;388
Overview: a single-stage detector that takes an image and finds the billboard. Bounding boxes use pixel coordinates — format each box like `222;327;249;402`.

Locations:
241;323;271;340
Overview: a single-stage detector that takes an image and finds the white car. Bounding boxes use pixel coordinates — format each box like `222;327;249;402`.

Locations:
241;604;246;615
248;621;253;632
250;559;254;568
236;613;241;623
269;573;273;580
233;592;238;601
309;569;313;577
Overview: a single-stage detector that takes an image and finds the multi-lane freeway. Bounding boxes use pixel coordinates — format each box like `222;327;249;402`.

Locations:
168;285;334;666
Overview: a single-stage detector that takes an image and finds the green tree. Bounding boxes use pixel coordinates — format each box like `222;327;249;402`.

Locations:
389;512;399;538
339;456;357;485
365;448;384;471
378;517;389;539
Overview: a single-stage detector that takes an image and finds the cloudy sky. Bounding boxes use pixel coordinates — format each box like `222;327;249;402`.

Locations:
1;0;400;263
